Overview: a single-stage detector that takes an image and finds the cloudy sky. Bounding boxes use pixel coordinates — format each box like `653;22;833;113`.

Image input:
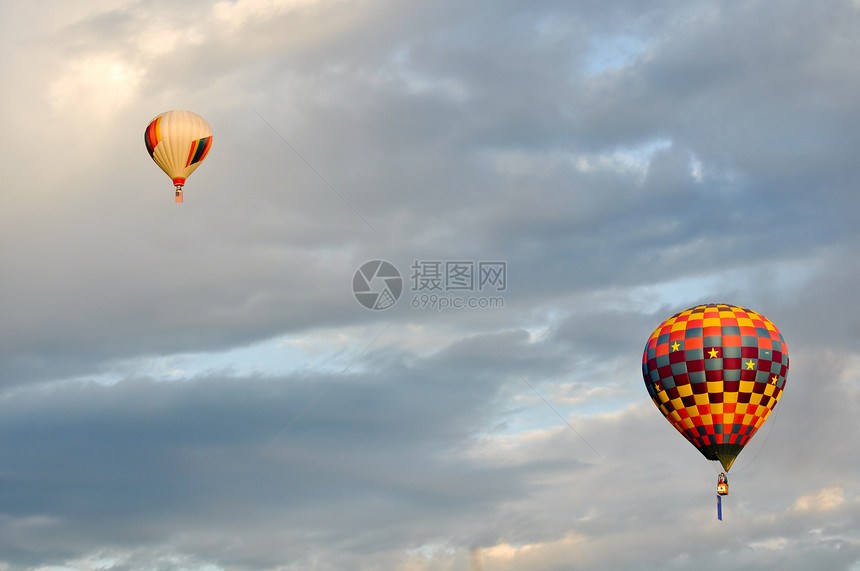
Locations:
2;0;860;569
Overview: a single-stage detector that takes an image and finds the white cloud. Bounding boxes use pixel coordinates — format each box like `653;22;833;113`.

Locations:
474;535;589;570
574;138;673;182
132;23;205;58
212;0;336;31
48;54;143;118
749;536;789;551
792;486;845;513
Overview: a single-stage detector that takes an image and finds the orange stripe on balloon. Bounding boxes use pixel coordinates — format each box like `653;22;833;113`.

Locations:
144;117;162;156
186;140;199;167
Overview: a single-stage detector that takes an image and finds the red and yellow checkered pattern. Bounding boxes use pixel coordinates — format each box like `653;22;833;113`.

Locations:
642;304;788;471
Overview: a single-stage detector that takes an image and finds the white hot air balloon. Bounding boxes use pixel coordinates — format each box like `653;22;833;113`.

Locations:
144;110;213;203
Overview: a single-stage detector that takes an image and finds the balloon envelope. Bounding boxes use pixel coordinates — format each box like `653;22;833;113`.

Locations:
641;304;788;471
145;110;213;202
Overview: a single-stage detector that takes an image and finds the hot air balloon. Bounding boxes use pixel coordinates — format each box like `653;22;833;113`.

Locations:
642;304;788;476
144;110;213;203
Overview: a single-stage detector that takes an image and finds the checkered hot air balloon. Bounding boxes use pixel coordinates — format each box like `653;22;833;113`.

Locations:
642;304;788;472
145;110;213;203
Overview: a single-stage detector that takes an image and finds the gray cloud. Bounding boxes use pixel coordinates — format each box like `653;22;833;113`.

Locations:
2;0;859;568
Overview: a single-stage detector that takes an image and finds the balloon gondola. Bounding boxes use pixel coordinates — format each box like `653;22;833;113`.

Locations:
717;472;729;496
145;110;213;203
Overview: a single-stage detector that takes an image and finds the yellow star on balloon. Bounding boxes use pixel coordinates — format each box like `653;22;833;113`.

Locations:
745;360;756;370
708;348;719;358
671;341;680;351
771;375;778;384
654;381;663;392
